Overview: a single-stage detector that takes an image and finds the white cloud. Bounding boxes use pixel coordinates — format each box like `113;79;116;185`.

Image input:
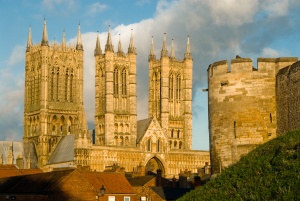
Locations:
205;0;259;26
7;45;25;67
262;47;279;57
86;2;108;15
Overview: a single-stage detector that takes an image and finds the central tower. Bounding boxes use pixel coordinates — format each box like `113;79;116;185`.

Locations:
148;34;193;150
94;28;137;147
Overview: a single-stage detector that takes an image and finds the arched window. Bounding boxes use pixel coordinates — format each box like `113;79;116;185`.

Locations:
147;139;151;151
179;141;182;149
122;69;127;95
70;69;73;102
114;123;118;133
177;130;180;138
157;139;160;152
114;68;119;95
176;74;181;100
169;74;174;99
119;137;124;146
171;129;174;138
114;136;118;146
56;67;60;100
125;137;129;146
51;68;55;100
65;68;69;101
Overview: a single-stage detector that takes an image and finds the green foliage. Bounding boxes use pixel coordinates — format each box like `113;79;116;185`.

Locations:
178;130;300;201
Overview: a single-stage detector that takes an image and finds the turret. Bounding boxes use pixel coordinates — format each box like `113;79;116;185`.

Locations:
94;31;102;56
76;23;83;50
105;25;114;52
117;34;125;57
62;29;66;49
128;29;136;54
184;36;192;60
41;18;49;46
170;39;175;59
26;26;32;52
161;33;168;58
148;36;156;61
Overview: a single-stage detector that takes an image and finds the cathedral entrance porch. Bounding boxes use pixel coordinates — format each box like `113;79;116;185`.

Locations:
145;157;165;175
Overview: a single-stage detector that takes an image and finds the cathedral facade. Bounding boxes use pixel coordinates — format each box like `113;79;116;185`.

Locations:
22;20;209;178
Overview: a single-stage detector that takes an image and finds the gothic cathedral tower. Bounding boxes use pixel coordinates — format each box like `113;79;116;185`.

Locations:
23;19;88;167
94;27;137;147
148;34;193;150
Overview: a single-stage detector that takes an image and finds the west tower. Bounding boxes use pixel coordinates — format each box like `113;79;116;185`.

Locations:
23;20;88;167
148;34;193;150
94;28;137;147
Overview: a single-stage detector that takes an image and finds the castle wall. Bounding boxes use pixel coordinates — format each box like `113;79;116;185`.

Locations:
276;60;300;135
207;57;297;174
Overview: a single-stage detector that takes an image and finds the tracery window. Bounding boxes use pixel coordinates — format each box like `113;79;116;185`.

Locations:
114;68;119;95
176;74;181;100
70;69;74;102
169;74;174;99
122;69;127;95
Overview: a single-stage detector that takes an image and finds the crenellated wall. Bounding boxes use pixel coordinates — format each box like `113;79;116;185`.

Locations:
207;56;298;174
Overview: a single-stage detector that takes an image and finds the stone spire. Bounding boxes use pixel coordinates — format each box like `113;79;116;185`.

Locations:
148;36;156;61
161;33;168;58
105;25;114;52
41;18;49;46
117;34;125;56
184;36;192;60
62;29;66;49
76;23;83;50
128;29;136;54
170;39;175;59
26;25;33;52
94;31;102;56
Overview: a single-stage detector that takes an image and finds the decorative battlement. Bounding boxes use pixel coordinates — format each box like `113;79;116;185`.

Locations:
208;56;298;77
27;42;79;52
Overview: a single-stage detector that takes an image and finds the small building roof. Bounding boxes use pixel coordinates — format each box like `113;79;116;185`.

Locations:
0;165;43;178
150;187;191;200
126;175;155;186
0;169;135;196
47;134;75;164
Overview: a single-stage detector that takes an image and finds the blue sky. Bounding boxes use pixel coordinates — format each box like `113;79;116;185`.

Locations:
0;0;300;150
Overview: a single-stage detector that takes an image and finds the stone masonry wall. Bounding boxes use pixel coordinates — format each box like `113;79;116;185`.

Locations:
276;60;300;135
207;57;297;174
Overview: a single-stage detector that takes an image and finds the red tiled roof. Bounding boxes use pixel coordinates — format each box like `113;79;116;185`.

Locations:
0;165;18;170
0;169;135;195
0;166;43;178
79;171;135;194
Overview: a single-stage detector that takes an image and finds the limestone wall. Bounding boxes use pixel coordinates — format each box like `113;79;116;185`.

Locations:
88;146;209;178
207;57;297;174
276;60;300;134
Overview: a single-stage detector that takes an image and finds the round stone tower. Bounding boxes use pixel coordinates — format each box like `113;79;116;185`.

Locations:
207;56;297;174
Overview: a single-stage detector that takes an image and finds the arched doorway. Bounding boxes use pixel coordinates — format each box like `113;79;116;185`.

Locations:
145;157;165;175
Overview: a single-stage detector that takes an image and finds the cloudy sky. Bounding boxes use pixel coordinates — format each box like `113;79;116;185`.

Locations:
0;0;300;150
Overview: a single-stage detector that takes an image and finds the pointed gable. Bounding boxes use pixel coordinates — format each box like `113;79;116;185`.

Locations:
137;117;167;146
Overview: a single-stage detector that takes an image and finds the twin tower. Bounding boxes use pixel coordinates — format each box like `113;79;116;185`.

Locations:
23;20;195;169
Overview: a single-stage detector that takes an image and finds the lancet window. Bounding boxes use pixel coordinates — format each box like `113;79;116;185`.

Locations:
114;68;119;95
122;69;127;95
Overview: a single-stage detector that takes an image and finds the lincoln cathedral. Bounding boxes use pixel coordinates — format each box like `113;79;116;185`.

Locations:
2;20;209;178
